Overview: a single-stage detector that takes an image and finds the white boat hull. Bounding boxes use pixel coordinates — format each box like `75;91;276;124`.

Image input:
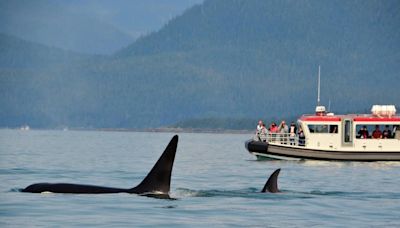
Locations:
246;140;400;161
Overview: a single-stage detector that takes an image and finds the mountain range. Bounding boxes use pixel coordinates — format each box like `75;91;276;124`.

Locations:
1;0;399;129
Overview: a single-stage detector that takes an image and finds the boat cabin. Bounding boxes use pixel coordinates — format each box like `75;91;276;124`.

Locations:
296;105;400;152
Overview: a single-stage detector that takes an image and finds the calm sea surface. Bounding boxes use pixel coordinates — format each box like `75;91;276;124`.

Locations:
1;129;399;227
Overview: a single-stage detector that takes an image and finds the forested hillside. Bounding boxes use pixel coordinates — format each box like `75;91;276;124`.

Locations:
1;0;399;129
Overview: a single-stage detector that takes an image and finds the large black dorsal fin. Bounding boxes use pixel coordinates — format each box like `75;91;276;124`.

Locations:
261;169;281;193
130;135;178;194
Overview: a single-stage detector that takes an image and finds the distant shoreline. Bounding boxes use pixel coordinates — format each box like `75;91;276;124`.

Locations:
87;127;252;134
2;127;253;135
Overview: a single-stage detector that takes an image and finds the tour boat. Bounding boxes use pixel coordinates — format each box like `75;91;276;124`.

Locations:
246;67;400;161
245;105;400;161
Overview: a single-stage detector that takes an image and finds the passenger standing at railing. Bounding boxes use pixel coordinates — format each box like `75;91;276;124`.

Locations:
255;120;264;141
289;122;297;145
259;123;267;142
269;122;279;142
278;120;289;144
298;127;305;146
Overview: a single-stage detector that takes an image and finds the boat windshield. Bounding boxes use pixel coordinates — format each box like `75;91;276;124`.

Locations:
308;124;338;134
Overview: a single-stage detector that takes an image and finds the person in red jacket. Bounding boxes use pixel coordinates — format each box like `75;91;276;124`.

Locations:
372;125;382;139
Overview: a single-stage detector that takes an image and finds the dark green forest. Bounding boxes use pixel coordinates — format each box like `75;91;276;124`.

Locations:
1;0;399;129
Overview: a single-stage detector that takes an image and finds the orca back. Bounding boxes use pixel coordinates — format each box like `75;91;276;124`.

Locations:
21;183;127;194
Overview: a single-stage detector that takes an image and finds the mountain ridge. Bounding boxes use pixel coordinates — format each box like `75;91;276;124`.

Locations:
0;0;204;55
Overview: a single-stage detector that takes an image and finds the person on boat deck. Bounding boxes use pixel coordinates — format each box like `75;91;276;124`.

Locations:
358;125;369;139
278;120;289;144
269;122;278;132
256;120;263;132
269;122;279;141
259;123;268;142
372;125;382;139
298;126;305;146
255;120;264;141
289;122;297;145
382;125;392;139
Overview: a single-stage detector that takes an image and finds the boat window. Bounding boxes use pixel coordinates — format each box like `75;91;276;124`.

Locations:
329;125;338;133
308;124;338;134
356;124;397;139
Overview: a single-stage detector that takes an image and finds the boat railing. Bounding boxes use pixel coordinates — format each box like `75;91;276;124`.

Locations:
254;132;306;146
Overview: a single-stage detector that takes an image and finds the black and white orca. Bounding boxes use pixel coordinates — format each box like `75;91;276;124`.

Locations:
21;135;178;199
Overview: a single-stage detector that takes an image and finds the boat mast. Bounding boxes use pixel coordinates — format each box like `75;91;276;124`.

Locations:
317;65;321;106
315;65;326;115
328;99;331;112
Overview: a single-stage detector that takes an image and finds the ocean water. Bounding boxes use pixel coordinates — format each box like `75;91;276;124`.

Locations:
1;129;400;227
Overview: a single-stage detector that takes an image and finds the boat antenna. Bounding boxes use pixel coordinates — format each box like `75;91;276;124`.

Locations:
317;65;321;106
315;65;327;115
328;99;331;112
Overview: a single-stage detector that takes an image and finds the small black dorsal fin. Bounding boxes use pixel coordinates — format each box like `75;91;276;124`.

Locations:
130;135;178;194
261;168;281;193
